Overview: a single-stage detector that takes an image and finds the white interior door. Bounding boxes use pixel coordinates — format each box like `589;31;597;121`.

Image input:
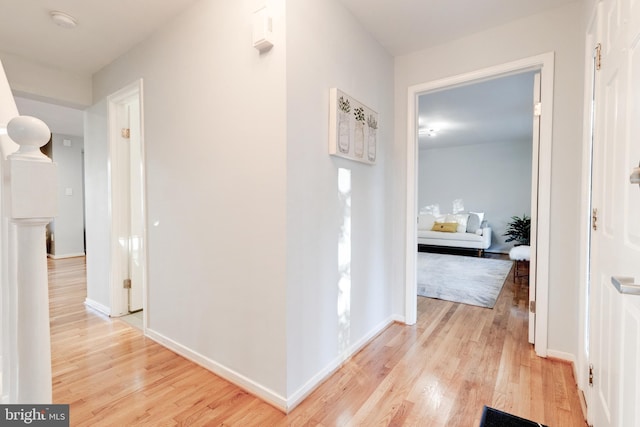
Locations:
588;0;640;425
108;80;146;317
127;99;143;312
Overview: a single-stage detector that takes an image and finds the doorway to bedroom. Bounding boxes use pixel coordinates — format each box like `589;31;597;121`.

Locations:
405;53;555;355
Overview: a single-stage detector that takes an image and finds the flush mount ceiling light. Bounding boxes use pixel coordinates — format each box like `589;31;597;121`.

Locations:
50;11;78;29
419;127;439;137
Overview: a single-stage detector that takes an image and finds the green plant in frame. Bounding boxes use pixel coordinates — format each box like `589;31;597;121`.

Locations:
338;96;351;113
504;214;531;246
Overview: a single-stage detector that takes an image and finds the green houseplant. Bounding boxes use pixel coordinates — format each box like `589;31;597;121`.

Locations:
504;214;531;246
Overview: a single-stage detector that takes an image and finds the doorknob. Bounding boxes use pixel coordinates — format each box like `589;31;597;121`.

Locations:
611;276;640;295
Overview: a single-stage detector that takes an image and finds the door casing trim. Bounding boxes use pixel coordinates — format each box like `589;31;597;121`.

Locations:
404;52;554;357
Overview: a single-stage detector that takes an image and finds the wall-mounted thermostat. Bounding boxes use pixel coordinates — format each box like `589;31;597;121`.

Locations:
253;6;273;52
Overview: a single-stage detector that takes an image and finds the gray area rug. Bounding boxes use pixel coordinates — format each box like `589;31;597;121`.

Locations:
417;253;512;308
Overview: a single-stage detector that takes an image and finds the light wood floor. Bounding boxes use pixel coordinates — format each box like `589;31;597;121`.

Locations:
49;256;587;426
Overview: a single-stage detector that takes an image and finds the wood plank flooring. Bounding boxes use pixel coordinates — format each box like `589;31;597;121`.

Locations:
48;256;587;426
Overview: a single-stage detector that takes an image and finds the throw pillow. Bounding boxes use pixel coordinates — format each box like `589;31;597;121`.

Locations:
470;211;485;223
445;213;469;233
418;214;436;230
466;213;481;233
432;222;458;233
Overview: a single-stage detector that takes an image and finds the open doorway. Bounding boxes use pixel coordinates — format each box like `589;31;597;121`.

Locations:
415;71;536;312
405;53;555;357
417;71;536;253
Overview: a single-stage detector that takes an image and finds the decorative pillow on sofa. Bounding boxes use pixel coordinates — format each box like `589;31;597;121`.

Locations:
431;222;459;233
445;213;469;233
466;213;481;233
470;211;485;223
418;214;436;230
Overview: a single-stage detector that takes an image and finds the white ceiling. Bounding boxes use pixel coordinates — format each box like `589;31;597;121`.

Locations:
418;72;536;150
337;0;577;56
1;0;574;141
0;0;201;75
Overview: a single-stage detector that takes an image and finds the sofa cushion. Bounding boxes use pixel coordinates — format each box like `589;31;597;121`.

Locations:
466;213;481;233
431;222;458;232
418;229;485;242
470;211;485;223
445;213;469;233
418;213;436;230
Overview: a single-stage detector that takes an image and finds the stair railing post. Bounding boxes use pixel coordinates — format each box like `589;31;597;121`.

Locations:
6;116;56;403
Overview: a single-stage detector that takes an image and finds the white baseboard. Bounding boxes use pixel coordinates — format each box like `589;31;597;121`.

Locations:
48;252;85;259
144;315;397;414
84;298;110;316
391;314;406;323
547;349;578;384
546;349;576;364
285;315;397;412
145;328;287;412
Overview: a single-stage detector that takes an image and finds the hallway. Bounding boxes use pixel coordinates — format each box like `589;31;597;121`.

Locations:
48;256;586;426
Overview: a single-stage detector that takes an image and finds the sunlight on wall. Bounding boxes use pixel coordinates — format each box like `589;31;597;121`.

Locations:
338;168;352;353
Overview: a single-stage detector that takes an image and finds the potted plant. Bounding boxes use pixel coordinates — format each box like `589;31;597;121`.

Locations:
504;214;531;246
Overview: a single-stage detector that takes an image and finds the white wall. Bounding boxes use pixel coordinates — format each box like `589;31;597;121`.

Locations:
91;0;288;401
0;52;92;108
393;1;587;357
84;100;110;310
50;134;85;258
285;0;394;402
418;140;532;253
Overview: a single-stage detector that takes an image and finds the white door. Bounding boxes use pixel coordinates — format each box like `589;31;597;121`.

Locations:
109;81;146;317
127;99;144;312
589;0;640;425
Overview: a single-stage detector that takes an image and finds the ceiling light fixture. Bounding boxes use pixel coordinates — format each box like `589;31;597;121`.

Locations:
419;127;439;137
50;11;78;29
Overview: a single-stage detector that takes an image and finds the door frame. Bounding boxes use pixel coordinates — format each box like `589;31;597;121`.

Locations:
107;79;148;322
405;53;554;357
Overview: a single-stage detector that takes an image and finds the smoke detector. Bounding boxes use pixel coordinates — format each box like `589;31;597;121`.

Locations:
50;11;77;29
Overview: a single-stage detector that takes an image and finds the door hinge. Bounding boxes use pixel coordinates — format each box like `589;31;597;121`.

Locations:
595;43;602;70
121;128;131;139
529;300;536;314
589;363;594;387
533;102;542;117
592;208;598;231
123;278;132;289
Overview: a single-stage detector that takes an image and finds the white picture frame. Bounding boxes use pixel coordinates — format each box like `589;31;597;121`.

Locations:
329;88;378;164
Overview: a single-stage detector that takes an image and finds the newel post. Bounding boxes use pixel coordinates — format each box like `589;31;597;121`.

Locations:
6;116;56;403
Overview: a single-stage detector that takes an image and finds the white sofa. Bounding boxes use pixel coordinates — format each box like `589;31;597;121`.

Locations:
417;212;491;256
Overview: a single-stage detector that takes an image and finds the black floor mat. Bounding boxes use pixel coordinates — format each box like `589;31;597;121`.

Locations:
479;406;547;427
